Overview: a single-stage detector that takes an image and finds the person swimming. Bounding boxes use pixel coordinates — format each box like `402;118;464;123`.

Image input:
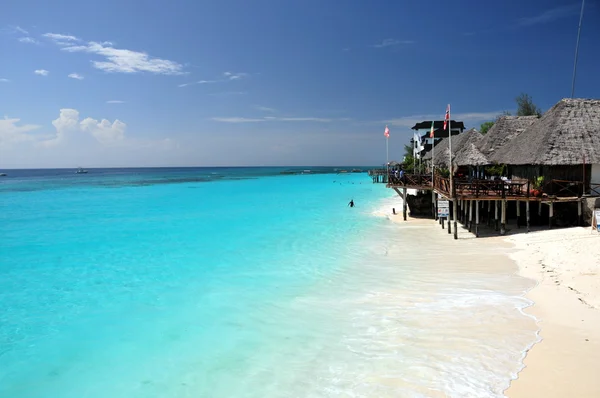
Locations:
348;199;354;208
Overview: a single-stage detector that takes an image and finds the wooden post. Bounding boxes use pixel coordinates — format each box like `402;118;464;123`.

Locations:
501;199;507;235
433;192;438;220
441;216;445;229
403;187;408;221
487;200;492;226
495;200;499;231
578;199;582;226
453;199;458;240
475;200;480;237
448;203;452;234
549;201;553;229
516;200;521;228
526;200;530;233
468;200;473;232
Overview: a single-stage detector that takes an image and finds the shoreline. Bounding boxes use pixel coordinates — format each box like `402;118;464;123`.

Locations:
382;205;600;396
505;227;600;398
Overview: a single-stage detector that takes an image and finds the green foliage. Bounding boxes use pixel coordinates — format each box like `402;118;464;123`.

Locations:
532;176;545;190
437;168;450;178
485;163;506;176
515;93;542;117
480;121;494;134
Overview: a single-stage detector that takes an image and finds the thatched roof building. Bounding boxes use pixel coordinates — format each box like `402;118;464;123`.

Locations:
453;115;538;167
490;99;600;165
422;128;482;168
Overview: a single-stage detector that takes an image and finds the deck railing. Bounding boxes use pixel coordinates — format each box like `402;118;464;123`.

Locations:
385;174;600;199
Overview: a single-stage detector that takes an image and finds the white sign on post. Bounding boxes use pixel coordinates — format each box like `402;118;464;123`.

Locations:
594;209;600;232
438;200;450;218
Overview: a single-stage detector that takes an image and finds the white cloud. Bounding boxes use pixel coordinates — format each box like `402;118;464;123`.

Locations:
372;39;414;48
178;80;217;88
42;109;125;146
59;41;184;75
223;71;248;80
517;5;580;26
80;117;126;145
14;26;29;35
18;37;38;44
0;78;9;83
42;32;80;42
256;106;276;112
68;73;84;80
34;69;49;76
0;116;40;146
212;116;348;123
106;100;125;104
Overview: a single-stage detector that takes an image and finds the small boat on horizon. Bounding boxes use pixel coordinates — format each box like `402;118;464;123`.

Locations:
76;167;88;174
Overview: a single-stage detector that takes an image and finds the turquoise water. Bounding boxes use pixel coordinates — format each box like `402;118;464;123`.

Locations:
0;168;538;397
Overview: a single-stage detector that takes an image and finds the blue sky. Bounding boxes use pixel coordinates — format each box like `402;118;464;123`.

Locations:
1;0;598;168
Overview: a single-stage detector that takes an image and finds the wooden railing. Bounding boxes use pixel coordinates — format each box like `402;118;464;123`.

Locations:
385;175;600;199
541;179;583;197
388;174;433;187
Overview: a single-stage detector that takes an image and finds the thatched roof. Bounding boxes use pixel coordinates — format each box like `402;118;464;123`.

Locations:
423;128;482;167
490;98;600;165
452;115;538;166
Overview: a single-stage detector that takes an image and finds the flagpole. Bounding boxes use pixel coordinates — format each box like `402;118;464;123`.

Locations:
449;109;458;239
431;127;435;217
571;0;585;98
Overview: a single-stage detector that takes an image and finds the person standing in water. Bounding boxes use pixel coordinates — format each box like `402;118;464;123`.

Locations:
348;199;354;207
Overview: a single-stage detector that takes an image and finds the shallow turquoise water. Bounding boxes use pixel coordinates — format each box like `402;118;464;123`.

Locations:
1;169;389;397
0;168;539;397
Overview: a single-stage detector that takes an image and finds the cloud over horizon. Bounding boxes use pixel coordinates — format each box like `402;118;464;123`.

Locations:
42;32;185;75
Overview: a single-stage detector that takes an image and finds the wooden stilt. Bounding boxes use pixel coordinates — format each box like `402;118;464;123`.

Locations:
495;200;499;231
448;202;452;234
403;188;407;221
468;200;473;232
526;200;530;233
516;200;521;228
453;199;458;240
578;200;582;226
501;199;507;235
549;201;553;229
475;200;480;237
487;200;492;226
441;217;445;229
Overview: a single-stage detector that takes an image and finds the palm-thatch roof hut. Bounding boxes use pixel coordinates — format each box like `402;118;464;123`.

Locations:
453;115;538;167
422;128;482;168
490;98;600;189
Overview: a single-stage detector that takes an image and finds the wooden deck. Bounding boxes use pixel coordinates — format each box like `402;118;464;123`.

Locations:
381;173;597;202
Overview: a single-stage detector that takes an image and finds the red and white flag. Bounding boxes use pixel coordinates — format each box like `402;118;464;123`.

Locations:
384;125;390;138
443;104;450;131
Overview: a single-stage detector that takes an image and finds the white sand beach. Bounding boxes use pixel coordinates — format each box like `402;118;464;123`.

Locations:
380;196;600;396
506;227;600;398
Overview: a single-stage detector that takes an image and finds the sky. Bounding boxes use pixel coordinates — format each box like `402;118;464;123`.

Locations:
1;0;599;168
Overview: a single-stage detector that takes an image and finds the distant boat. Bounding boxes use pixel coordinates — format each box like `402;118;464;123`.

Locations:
76;167;88;174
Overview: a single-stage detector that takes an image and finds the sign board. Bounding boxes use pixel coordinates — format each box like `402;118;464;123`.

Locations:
437;200;450;218
594;209;600;232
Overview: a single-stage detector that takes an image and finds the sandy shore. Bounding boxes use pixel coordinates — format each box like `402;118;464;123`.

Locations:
505;227;600;398
384;200;600;396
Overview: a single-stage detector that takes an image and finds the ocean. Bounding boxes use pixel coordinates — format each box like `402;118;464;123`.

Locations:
0;168;538;398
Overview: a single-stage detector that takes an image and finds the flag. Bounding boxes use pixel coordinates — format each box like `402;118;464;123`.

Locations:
413;133;423;157
384;125;390;138
443;104;450;131
429;120;435;138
